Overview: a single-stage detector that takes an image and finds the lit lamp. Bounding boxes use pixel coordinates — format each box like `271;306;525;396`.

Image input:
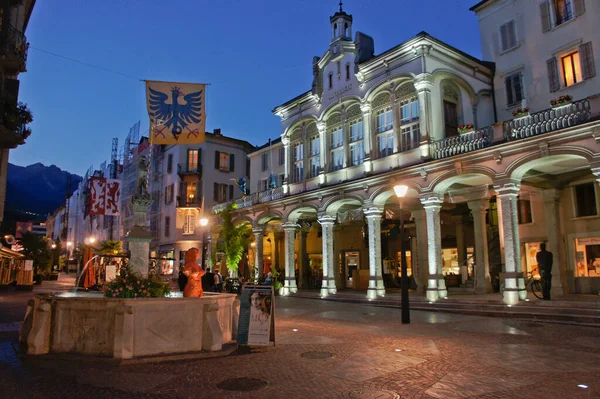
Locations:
89;236;96;244
51;244;56;249
189;193;195;205
393;184;410;324
200;218;209;227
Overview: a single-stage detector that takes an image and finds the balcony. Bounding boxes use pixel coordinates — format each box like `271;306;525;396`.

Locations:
177;163;202;176
430;126;493;160
0;23;28;72
0;123;30;149
212;187;284;213
176;196;202;208
503;99;591;141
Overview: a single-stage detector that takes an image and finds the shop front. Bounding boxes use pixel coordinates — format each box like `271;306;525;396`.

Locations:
571;235;600;294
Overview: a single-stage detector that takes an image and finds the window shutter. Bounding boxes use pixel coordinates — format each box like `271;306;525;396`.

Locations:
183;214;189;234
198;148;202;167
229;185;234;200
181;182;188;204
507;20;516;48
547;57;560;92
213;183;218;201
214;151;220;170
580;41;596;80
574;0;585;17
513;73;523;103
190;213;196;234
504;76;514;106
229;153;235;172
500;24;508;52
540;1;551;32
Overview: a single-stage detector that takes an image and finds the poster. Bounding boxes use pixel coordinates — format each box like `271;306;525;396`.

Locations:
24;260;33;271
237;285;274;347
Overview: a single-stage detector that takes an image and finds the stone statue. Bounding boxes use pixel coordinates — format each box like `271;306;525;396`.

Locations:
182;248;205;297
137;156;150;196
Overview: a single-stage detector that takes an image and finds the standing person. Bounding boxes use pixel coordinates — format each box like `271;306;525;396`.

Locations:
214;269;224;292
536;243;553;300
202;267;215;292
177;260;188;292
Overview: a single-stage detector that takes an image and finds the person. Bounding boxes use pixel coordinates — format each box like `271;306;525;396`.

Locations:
264;272;272;285
536;242;553;300
214;269;224;292
202;267;215;292
182;248;205;297
177;260;188;292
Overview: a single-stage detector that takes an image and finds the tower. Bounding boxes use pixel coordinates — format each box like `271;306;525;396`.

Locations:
330;1;352;42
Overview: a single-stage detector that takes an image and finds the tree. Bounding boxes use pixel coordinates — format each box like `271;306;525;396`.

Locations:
99;240;121;256
218;203;250;277
18;232;52;275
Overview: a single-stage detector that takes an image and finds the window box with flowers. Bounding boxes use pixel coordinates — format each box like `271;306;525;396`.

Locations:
457;124;474;134
550;95;572;109
512;107;530;120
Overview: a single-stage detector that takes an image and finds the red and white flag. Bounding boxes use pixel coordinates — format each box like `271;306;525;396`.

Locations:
89;178;121;216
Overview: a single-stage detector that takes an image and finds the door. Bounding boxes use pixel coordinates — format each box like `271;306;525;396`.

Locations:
344;251;360;288
443;100;459;137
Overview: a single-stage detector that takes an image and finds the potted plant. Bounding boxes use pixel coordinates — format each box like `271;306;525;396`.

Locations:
457;124;474;134
550;95;572;108
274;281;284;296
512;107;530;118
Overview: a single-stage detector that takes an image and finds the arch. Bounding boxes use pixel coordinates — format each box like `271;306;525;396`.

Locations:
320;96;362;121
232;215;254;227
431;69;477;100
363;72;416;101
506;150;594;182
283;202;319;223
282;116;319;140
370;181;424;206
431;171;495;195
321;193;366;214
255;209;284;226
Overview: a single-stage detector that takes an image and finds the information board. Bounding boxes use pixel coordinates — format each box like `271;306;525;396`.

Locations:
237;285;275;347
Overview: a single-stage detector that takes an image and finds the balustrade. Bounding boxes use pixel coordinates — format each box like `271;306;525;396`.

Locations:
430;126;493;160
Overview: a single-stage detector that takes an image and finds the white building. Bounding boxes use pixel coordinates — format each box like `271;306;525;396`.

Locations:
214;4;600;304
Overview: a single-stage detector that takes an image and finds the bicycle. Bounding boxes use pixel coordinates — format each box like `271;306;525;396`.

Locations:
499;268;543;299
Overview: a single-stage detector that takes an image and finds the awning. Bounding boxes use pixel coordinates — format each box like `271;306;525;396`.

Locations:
0;246;25;259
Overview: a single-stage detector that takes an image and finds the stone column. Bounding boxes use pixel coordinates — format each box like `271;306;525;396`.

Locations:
298;226;309;288
414;73;433;159
542;189;565;296
421;196;446;301
360;102;373;173
273;231;283;273
390;86;402;154
452;215;467;271
252;226;265;281
411;209;428;292
282;222;298;295
467;199;492;294
317;121;327;184
126;195;154;277
494;182;526;304
282;136;291;193
364;207;385;299
318;214;337;296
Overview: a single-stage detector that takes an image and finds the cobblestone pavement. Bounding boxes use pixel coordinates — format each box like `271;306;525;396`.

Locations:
0;278;599;398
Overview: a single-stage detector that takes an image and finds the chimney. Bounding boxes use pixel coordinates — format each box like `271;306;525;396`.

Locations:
213;128;222;136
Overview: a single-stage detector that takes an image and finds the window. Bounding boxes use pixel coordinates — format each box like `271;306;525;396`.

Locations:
349;120;364;166
183;212;196;235
399;99;420;152
517;198;533;224
167;154;173;173
562;51;582;86
260;178;269;192
541;0;583;32
346;64;351;81
330;127;344;171
261;152;269;172
554;0;573;25
219;152;229;171
186;181;197;204
443;101;459;137
278;174;285;186
165;184;174;204
187;149;199;172
328;73;333;89
376;108;393;133
574;183;597;217
309;135;320;178
499;20;518;52
164;216;170;237
278;146;285;166
504;72;524;107
375;108;393;158
293;143;304;182
214;183;228;203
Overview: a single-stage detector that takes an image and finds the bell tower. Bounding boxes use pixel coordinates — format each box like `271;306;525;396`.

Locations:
330;1;352;42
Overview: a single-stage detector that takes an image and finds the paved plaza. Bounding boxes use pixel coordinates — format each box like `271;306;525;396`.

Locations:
0;277;598;398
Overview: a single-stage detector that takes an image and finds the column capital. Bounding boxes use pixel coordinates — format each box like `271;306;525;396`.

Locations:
467;198;490;212
317;214;336;225
317;121;326;134
252;225;266;235
282;222;299;231
281;136;290;146
413;73;434;92
363;207;384;218
493;180;521;197
360;102;371;115
420;195;443;209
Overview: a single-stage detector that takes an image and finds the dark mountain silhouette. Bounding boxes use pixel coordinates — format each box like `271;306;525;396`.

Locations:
5;163;82;216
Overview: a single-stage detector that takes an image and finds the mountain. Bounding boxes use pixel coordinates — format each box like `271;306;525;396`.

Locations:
5;163;82;216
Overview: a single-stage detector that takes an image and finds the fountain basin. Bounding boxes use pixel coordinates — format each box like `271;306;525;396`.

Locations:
21;292;240;360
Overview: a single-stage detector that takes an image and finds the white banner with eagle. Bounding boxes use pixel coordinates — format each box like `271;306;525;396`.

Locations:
145;81;206;144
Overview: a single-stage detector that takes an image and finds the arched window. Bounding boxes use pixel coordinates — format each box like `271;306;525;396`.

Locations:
441;81;462;138
307;124;320;178
372;93;393;158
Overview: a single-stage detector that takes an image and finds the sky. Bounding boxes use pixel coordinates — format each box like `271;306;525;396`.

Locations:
13;0;483;176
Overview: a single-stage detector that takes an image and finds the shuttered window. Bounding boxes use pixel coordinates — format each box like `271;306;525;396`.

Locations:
540;1;551;32
562;51;582;86
580;41;596;80
183;212;195;235
505;72;524;107
547;57;560;92
499;20;517;52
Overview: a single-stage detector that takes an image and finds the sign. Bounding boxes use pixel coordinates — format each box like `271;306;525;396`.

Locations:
328;84;352;100
24;260;33;271
145;80;206;144
577;237;600;246
237;285;275;347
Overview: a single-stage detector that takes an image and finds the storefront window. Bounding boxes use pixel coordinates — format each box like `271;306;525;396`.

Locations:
524;242;541;276
441;248;474;276
575;237;600;277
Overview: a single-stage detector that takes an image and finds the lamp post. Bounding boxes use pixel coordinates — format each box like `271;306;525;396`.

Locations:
200;217;209;269
394;184;410;324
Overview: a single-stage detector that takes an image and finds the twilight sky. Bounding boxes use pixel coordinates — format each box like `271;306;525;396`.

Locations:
13;0;483;176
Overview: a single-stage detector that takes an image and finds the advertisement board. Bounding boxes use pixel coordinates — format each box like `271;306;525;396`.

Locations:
237;285;275;347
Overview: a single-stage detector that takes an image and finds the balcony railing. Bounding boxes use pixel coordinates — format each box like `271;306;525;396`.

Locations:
503;99;591;141
0;23;28;72
212;186;285;213
430;126;493;160
177;163;202;175
176;196;202;208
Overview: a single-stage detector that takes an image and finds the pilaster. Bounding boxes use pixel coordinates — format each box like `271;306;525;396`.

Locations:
541;188;565;296
282;222;298;295
252;226;265;281
282;136;291;194
467;199;492;294
317;121;327;185
414;73;433;158
360;102;372;174
364;207;385;299
318;214;337;296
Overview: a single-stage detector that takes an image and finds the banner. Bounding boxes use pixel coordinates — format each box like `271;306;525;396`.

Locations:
89;178;121;216
15;222;32;238
237;285;275;346
145;81;206;144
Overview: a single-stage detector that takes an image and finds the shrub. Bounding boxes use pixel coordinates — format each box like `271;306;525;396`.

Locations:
103;265;171;298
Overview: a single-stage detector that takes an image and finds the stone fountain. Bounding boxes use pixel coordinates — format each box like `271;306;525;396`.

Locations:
20;158;240;361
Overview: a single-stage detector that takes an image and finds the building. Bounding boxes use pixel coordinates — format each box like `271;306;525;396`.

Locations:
213;4;600;304
158;129;254;277
0;0;35;224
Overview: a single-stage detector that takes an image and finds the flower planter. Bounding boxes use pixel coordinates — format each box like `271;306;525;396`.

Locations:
458;129;474;135
551;102;571;110
513;113;530;121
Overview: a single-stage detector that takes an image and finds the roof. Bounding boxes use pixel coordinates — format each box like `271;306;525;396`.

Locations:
250;137;282;154
205;131;256;151
272;90;312;114
469;0;494;11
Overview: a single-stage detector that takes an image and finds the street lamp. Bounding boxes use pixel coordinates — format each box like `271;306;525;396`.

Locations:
89;236;96;244
51;244;56;249
199;217;209;269
200;218;209;227
393;184;410;324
